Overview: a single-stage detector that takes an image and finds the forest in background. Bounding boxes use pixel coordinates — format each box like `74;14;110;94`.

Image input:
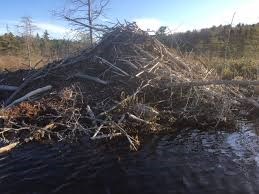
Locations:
0;30;86;71
0;22;258;80
156;23;259;80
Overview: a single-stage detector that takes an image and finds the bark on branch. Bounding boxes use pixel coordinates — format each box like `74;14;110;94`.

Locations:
0;85;18;92
73;73;109;85
6;85;52;108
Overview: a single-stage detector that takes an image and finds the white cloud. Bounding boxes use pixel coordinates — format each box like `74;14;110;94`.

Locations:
133;18;192;34
182;0;259;31
36;22;68;34
35;22;71;38
230;0;259;25
134;18;162;32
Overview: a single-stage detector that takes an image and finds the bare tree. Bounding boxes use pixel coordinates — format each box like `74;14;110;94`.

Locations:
17;17;38;68
59;0;109;46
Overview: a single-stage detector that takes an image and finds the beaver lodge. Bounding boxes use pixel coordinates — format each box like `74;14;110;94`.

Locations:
0;23;258;152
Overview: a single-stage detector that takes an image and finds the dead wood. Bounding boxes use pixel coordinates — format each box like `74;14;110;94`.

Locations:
0;142;19;154
0;85;18;92
6;85;52;108
96;56;130;76
73;73;109;85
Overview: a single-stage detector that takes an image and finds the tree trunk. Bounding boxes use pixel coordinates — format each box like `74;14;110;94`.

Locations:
88;0;93;46
26;37;32;68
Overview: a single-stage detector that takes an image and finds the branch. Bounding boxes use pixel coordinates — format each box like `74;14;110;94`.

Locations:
6;85;52;108
64;16;108;32
0;85;18;92
96;56;130;76
72;73;109;85
0;142;19;154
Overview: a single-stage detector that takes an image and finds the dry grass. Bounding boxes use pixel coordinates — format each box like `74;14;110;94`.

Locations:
0;56;25;71
0;55;48;71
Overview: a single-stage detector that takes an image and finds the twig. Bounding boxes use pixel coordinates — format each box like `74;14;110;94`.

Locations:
114;122;138;151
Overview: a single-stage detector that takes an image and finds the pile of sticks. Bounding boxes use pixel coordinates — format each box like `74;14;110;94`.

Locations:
0;23;258;150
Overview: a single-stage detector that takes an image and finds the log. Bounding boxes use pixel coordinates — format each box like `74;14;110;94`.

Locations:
0;142;19;154
168;80;259;87
6;85;52;108
0;85;18;92
73;73;109;85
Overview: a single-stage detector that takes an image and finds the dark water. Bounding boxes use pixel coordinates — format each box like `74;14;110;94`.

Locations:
0;121;259;194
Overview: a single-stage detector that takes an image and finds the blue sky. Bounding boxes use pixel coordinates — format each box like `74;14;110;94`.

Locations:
0;0;259;38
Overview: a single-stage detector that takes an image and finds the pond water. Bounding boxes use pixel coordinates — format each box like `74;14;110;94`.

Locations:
0;120;258;194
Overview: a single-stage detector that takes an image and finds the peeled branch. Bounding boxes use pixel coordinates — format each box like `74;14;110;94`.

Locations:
0;142;19;154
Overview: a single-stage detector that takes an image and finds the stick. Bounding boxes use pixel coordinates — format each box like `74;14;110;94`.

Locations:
0;85;18;92
148;62;160;73
73;73;109;85
86;105;97;126
0;142;19;154
136;70;145;77
134;45;155;60
91;117;109;139
90;133;122;140
114;122;138;151
118;59;139;70
167;80;259;87
6;85;52;108
96;56;130;76
128;113;152;125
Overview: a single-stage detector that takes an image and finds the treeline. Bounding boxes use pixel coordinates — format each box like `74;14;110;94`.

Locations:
157;23;259;59
0;30;84;68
